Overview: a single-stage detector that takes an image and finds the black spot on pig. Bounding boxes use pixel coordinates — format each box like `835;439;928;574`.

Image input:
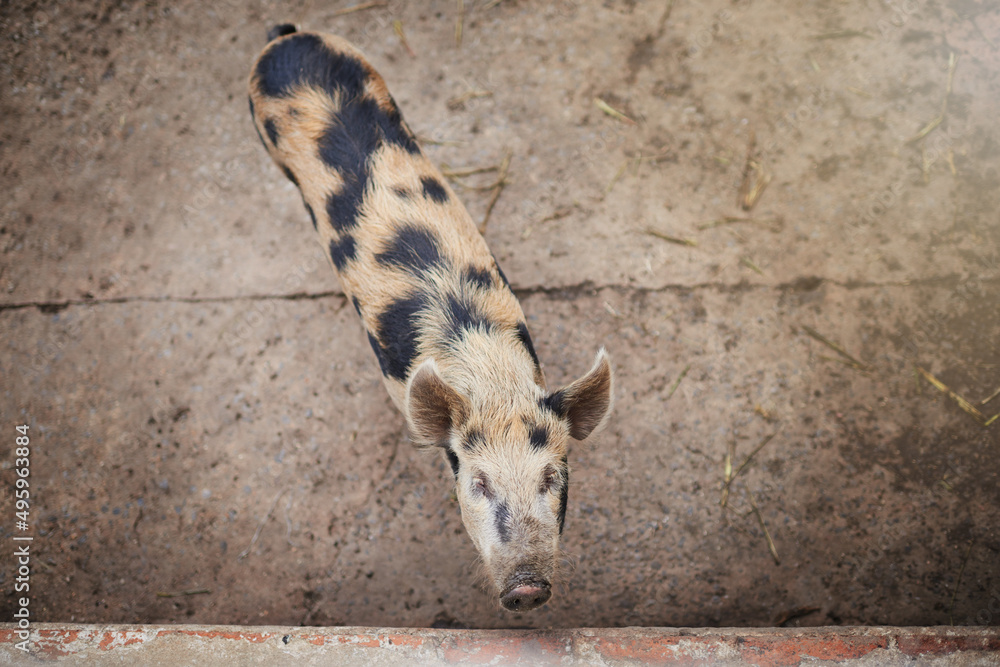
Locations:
463;428;485;451
539;391;565;418
463;266;493;290
320;103;379;231
446;447;460;477
266;24;297;42
443;293;494;342
495;261;512;291
328;235;356;270
515;322;540;370
495;501;511;542
320;97;420;231
378;103;420;155
557;455;568;533
264;117;279;146
528;425;548;450
249;98;268;149
421;176;449;203
256;33;367;99
372;292;428;380
375;226;443;275
304;202;317;229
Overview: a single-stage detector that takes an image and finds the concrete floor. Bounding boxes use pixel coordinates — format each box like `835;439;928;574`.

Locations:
1;0;999;629
3;624;1000;665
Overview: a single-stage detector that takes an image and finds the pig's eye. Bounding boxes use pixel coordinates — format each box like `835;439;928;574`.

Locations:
539;465;560;494
472;473;493;499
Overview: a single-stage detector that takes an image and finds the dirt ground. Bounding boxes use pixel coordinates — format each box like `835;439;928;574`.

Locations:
2;0;999;630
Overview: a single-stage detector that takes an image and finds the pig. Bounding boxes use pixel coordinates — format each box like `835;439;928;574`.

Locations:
248;24;612;612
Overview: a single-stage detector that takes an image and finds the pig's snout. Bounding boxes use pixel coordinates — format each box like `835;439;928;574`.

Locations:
500;573;552;612
501;584;551;612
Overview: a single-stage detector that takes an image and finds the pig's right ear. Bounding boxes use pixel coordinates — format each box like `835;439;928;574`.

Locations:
405;359;470;447
542;348;613;441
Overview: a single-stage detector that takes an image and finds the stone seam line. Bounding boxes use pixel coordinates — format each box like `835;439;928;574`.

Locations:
1;275;996;312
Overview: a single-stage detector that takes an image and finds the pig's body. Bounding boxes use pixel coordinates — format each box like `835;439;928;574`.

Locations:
249;25;612;612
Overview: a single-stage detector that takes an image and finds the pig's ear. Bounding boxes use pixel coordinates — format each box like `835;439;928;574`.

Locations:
406;359;470;447
543;348;613;441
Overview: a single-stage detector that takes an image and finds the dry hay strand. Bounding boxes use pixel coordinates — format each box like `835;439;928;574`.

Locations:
446;89;493;110
746;484;780;565
801;325;870;372
908;52;957;144
594;97;637;125
331;2;387;17
645;228;697;247
810;29;872;40
738;130;771;211
698;216;782;232
720;432;777;510
916;366;992;425
479;150;512;234
393;20;416;57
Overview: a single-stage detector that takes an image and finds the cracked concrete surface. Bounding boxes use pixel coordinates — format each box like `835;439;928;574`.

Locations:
1;0;998;630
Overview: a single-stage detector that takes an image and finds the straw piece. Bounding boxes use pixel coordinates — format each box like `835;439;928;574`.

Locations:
980;386;1000;406
238;489;285;560
393;20;416;57
738;131;770;211
479;151;512;234
442;164;499;179
446;89;493;110
817;354;870;373
332;2;387;17
747;485;780;565
720;433;776;508
666;364;691;400
908;52;957;144
801;325;869;370
949;541;974;626
915;366;988;424
721;440;735;510
646;228;697;246
810;29;872;40
741;257;764;275
595;97;636;125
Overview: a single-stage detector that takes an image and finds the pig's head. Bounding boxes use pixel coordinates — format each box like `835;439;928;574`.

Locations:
405;348;613;612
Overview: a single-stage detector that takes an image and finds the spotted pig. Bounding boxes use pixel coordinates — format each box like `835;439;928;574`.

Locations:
248;24;613;612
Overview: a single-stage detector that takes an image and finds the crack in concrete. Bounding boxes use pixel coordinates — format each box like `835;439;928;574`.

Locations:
0;290;348;313
0;274;992;313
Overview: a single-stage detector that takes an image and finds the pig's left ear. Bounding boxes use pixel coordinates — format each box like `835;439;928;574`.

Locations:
406;359;470;447
543;348;614;441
